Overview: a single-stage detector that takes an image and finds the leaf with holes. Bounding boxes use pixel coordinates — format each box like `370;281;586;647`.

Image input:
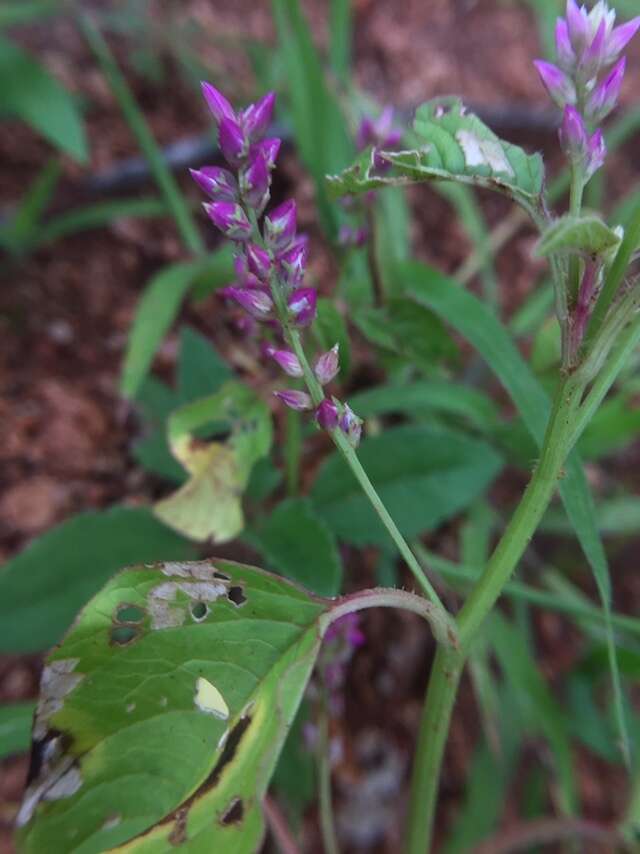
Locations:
15;560;326;853
154;382;272;543
15;561;452;853
327;98;544;212
536;214;622;258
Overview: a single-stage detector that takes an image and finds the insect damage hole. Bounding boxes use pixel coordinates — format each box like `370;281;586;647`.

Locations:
190;601;209;622
110;626;138;646
220;797;244;826
227;586;246;607
115;604;145;624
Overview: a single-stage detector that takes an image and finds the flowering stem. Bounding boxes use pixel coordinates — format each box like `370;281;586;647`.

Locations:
405;372;586;854
284;325;449;614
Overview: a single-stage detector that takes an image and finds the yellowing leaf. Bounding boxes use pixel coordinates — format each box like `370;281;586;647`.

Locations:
153;383;272;544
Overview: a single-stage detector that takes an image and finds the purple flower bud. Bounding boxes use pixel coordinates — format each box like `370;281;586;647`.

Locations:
224;286;273;319
204;201;252;240
339;404;362;448
246;243;271;280
566;0;590;55
533;60;576;107
586;56;625;122
580;18;606;77
264;200;297;253
287;287;317;327
265;346;303;377
218;117;246;166
241;92;276;141
605;16;640;64
239;149;270;213
556;18;576;71
200;82;236;124
585;129;606;180
357;107;402;150
189;166;238;201
274;390;313;411
251;137;281;170
316;398;339;430
324;612;365;647
356;116;376;150
558;105;588;158
314;344;339;385
278;239;308;288
233;253;261;288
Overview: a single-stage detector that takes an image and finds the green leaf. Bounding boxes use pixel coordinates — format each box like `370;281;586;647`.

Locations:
272;0;354;237
0;35;87;161
328;98;543;211
256;498;343;596
37;197;168;247
354;297;457;370
0;1;58;27
15;560;327;853
177;327;232;403
312;425;503;548
0;702;36;760
154;383;272;543
536;214;622;258
488;614;577;815
402;259;629;762
120;251;233;400
0;158;61;255
0;508;196;654
349;380;499;432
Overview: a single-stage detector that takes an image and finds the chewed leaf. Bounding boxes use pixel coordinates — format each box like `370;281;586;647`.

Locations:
536;214;622;258
16;560;327;854
154;382;272;543
327;98;544;211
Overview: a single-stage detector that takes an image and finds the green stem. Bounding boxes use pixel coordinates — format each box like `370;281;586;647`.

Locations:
286;327;449;615
405;373;585;854
318;693;340;854
79;14;205;256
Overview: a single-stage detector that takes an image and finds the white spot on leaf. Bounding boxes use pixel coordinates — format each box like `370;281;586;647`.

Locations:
34;659;83;739
148;578;227;630
194;677;229;720
126;702;136;714
456;130;514;177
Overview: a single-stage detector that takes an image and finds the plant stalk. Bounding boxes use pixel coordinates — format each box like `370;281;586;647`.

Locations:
405;373;585;854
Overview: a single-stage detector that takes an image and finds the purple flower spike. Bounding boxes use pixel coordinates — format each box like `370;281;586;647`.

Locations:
533;60;576;106
265;200;297;253
226;287;273;319
246;243;271;280
287;287;317;327
189;166;238;202
339;404;362;448
316;398;339;430
556;18;576;71
252;137;281;170
605;16;640;64
240;150;270;213
587;56;625;121
274;390;312;411
559;105;587;158
204;202;252;241
218;117;246;166
586;129;606;179
314;344;340;386
265;346;303;377
278;240;308;289
201;82;236;124
242;92;276;141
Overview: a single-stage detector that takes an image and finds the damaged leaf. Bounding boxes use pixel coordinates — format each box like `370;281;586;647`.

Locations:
327;98;544;213
154;382;272;543
16;560;326;853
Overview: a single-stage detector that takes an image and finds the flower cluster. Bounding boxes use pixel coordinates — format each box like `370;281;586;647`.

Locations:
191;84;362;446
534;1;640;180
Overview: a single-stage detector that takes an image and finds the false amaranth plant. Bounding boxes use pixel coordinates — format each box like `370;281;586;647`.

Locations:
16;3;640;852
